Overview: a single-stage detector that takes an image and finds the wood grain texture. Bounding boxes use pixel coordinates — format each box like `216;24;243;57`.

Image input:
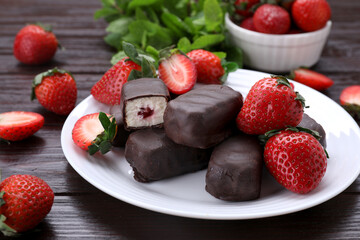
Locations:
0;0;360;239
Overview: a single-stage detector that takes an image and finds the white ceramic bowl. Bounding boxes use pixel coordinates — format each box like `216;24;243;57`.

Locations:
225;14;332;73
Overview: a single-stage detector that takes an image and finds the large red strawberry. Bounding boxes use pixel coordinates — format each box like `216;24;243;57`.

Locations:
91;58;141;105
340;85;360;120
234;0;260;17
289;68;333;91
239;17;257;31
187;49;224;85
13;24;58;65
253;4;291;34
72;112;117;155
158;50;197;94
0;111;44;141
292;0;331;32
0;175;54;236
32;68;77;115
262;127;328;194
236;76;305;135
91;42;156;105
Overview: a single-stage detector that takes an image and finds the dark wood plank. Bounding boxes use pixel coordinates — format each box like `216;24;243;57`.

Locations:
0;0;360;239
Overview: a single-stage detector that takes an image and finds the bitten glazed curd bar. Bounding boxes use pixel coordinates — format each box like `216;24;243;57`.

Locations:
120;78;170;130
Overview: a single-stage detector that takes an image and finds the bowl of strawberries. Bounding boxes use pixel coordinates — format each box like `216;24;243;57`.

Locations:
225;0;332;73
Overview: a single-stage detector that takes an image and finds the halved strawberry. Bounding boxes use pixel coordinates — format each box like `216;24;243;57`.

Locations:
72;112;117;155
340;85;360;120
158;51;197;95
0;111;44;141
289;68;333;91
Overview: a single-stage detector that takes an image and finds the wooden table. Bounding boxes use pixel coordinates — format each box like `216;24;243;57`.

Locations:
1;0;360;239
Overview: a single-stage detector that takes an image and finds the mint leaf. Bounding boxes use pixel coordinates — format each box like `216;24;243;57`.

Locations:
106;17;133;34
104;33;123;50
111;51;126;65
177;37;192;53
212;51;226;59
94;7;119;20
128;0;161;9
191;34;225;50
204;0;223;32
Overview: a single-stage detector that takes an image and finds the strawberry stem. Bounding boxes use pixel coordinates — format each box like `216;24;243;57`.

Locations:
0;192;17;237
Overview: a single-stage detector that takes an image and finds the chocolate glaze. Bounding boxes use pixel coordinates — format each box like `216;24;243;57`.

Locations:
125;128;212;183
120;78;170;130
298;113;327;148
164;85;243;149
110;109;130;147
206;134;263;201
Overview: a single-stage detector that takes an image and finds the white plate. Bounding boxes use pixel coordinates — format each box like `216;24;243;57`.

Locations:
61;69;360;220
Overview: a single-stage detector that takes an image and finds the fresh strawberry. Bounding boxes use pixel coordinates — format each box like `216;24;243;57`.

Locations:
239;17;257;31
187;49;224;85
0;175;54;236
261;127;328;194
91;42;156;105
253;4;291;34
0;111;44;141
234;0;260;17
32;68;77;115
292;0;331;32
236;76;305;135
158;50;197;94
72;112;117;155
289;68;333;91
13;24;58;65
339;85;360;120
91;58;141;105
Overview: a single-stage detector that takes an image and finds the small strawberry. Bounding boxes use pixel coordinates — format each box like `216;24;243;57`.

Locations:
261;127;328;194
253;4;291;34
292;0;331;32
234;0;260;17
0;175;54;236
13;23;58;65
31;68;77;115
91;42;155;105
187;49;224;84
289;68;333;91
236;76;305;135
239;17;257;31
339;85;360;120
158;49;197;94
0;111;44;141
72;112;117;155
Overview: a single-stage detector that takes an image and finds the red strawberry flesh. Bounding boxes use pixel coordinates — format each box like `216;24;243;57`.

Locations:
158;54;196;95
0;111;44;141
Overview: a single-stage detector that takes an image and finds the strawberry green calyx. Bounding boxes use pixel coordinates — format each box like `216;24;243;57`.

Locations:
220;58;238;83
0;192;17;237
31;67;73;100
272;75;307;108
33;22;52;32
88;112;117;155
122;41;157;81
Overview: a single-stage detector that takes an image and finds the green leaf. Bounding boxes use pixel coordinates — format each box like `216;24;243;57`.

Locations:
177;37;192;53
127;69;143;81
88;145;100;155
135;8;148;20
145;45;160;63
191;34;224;50
128;0;161;9
106;17;133;34
94;7;119;20
212;51;226;59
110;51;127;65
123;41;141;65
203;0;223;32
225;46;243;68
163;0;189;19
101;0;115;7
104;32;123;50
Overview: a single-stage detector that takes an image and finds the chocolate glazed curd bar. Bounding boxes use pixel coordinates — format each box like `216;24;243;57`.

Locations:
125;128;212;183
120;78;170;130
163;85;243;149
206;134;263;201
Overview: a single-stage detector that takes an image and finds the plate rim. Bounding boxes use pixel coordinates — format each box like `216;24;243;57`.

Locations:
61;68;360;220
